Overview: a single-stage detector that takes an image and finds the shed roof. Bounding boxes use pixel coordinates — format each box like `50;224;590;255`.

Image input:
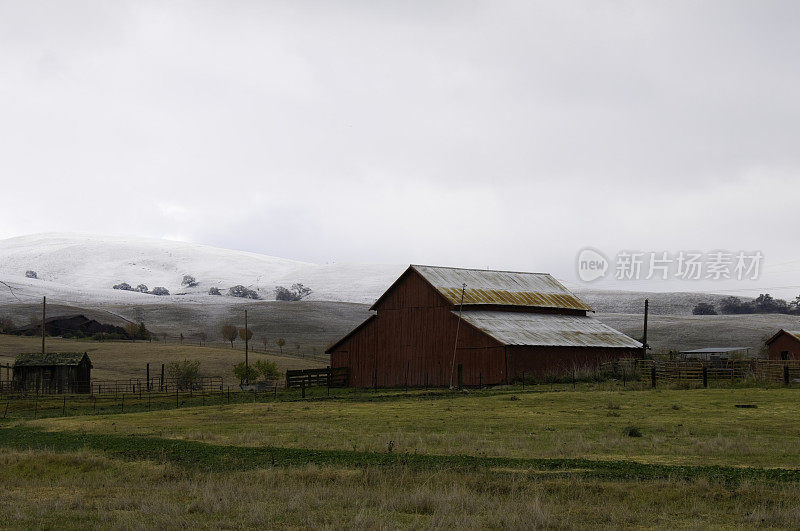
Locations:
680;347;750;354
765;329;800;345
372;265;592;312
455;311;641;348
13;352;91;367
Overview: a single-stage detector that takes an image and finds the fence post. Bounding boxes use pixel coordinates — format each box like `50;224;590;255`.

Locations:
302;382;306;399
522;371;525;390
227;386;230;403
3;399;8;419
651;366;657;388
702;366;708;388
274;384;278;399
121;393;124;413
62;395;66;416
33;394;38;419
784;365;790;386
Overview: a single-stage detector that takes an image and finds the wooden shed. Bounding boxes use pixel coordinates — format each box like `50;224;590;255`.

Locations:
765;330;800;360
326;265;642;387
12;352;92;394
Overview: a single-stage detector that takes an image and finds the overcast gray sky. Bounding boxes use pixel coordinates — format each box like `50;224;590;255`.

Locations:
2;1;799;295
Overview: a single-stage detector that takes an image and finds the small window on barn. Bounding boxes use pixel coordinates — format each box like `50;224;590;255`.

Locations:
781;351;790;360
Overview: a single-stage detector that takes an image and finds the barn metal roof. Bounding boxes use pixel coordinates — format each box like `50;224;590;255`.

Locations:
13;352;91;367
455;311;642;348
411;265;593;311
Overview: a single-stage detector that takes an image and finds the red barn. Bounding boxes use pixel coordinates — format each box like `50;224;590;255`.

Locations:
326;265;642;387
765;330;800;360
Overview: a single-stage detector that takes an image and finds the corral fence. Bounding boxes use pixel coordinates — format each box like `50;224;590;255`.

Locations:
0;376;224;395
638;359;800;385
286;367;348;389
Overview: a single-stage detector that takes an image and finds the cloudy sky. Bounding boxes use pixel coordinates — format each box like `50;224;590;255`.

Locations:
1;1;799;295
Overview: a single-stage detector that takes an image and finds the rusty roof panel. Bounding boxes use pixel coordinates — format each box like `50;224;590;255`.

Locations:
456;311;642;348
413;265;592;311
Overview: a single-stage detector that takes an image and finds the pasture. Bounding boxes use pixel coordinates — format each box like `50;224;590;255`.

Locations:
0;335;324;385
2;384;800;527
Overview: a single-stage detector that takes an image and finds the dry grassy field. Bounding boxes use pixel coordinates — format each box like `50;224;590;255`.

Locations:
3;383;800;527
0;335;324;385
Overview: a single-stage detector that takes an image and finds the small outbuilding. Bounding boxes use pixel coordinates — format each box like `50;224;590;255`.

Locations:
765;330;800;360
679;347;751;361
326;265;642;387
12;352;92;394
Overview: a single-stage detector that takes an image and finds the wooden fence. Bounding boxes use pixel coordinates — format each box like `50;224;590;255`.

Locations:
285;367;348;389
638;359;800;384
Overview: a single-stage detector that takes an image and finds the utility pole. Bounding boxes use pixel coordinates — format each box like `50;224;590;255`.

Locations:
41;296;46;356
642;298;649;358
449;283;466;389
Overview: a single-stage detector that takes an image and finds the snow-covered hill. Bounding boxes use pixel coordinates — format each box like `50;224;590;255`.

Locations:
0;233;405;306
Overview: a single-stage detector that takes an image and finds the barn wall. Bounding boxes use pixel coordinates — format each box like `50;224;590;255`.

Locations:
507;346;641;380
331;270;507;387
768;334;800;360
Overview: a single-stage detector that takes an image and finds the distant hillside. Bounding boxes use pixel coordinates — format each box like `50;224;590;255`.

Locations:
574;289;752;316
0;233;404;305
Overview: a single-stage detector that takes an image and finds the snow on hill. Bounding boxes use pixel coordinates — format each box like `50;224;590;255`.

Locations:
0;233;405;306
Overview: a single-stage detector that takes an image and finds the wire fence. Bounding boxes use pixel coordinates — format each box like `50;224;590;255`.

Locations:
0;385;293;421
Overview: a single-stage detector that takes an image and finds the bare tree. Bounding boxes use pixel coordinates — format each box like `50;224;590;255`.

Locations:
276;337;286;354
221;325;237;348
198;331;207;346
238;327;253;342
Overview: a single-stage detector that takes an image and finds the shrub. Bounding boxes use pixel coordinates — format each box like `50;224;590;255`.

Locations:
113;282;133;291
168;359;201;390
0;317;14;334
692;302;717;315
233;362;259;385
208;287;222;295
150;287;170;296
229;285;259;299
254;359;281;381
624;425;643;437
25;270;38;279
135;284;149;293
182;275;198;287
275;283;312;301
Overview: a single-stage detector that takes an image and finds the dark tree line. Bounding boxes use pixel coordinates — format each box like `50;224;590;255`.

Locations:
693;294;800;316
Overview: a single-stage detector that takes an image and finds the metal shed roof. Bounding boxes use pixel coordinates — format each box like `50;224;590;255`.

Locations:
13;352;91;367
455;311;642;348
412;265;592;311
680;347;750;354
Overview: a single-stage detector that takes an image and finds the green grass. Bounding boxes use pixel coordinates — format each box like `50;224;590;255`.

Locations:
4;384;800;527
23;384;800;468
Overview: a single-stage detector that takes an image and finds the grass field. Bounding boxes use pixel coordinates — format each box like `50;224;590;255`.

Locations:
0;335;324;385
3;383;800;527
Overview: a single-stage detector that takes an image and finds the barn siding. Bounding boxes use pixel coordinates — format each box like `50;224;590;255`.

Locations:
507;345;641;380
768;333;800;360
